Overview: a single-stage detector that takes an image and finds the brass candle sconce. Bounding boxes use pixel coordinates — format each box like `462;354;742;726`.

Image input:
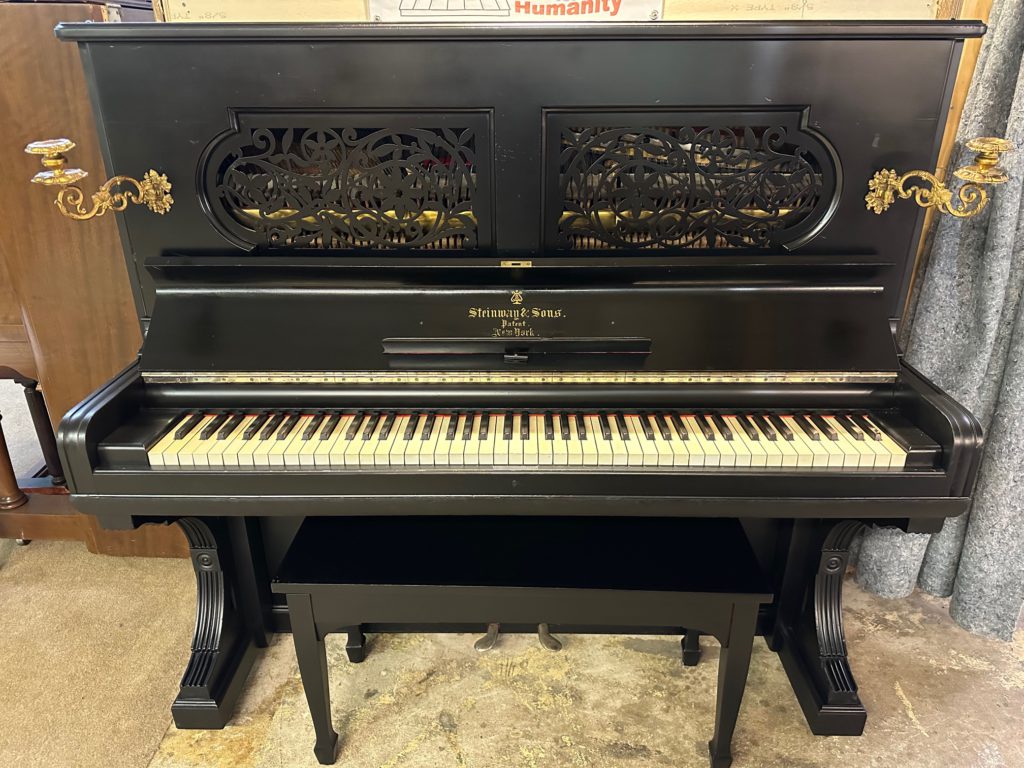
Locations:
865;137;1013;219
25;138;173;220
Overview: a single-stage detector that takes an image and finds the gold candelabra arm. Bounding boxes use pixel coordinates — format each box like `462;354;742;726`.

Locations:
25;138;173;220
865;136;1013;219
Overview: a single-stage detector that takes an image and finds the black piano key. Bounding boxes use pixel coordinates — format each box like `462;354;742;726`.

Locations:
446;414;459;441
319;413;341;441
200;412;230;440
361;413;381;440
793;414;820;441
654;413;672;441
598;414;612;440
710;413;733;441
403;413;420;441
345;412;366;441
836;414;865;441
736;414;759;441
638;414;655;440
503;412;514;440
477;414;488;441
277;413;301;440
752;414;777;441
421;413;436;441
174;412;204;440
694;414;716;441
670;414;688;440
379;413;396;440
852;413;883;440
520;413;530;440
217;413;245;441
614;413;630;440
464;412;477;441
244;412;271;440
260;413;286;441
810;413;839;440
559;413;571;440
575;413;588;440
302;413;326;441
544;413;554;440
767;413;794;441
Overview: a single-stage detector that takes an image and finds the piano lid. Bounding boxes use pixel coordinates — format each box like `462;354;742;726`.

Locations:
58;21;983;325
139;266;899;383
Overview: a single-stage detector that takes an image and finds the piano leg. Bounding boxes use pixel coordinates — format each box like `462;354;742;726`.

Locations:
171;517;262;729
682;629;702;666
773;519;867;736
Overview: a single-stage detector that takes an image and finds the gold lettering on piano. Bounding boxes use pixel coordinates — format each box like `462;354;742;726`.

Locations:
467;293;566;338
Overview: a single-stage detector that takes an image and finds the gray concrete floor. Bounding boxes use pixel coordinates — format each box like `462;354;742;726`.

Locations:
148;587;1024;768
0;380;41;477
1;537;1020;768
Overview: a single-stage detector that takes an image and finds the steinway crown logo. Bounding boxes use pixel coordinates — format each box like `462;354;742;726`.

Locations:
511;290;524;305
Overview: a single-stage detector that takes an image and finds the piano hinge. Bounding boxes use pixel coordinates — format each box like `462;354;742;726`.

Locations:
500;260;533;268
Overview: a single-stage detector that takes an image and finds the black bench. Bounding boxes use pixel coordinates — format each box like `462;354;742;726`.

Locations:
273;516;772;768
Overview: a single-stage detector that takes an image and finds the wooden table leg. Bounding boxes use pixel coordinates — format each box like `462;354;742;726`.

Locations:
708;605;758;768
0;414;28;511
287;592;339;765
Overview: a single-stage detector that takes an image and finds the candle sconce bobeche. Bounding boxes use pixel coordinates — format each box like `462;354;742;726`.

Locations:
865;137;1013;219
25;138;173;220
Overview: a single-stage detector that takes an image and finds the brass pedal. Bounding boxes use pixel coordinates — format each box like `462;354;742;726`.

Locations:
474;622;501;652
537;623;562;652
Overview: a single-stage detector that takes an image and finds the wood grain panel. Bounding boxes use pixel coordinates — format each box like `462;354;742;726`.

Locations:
0;3;185;558
0;2;142;430
0;244;36;379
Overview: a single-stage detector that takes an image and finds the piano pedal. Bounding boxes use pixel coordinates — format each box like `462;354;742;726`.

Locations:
537;623;562;652
474;622;501;652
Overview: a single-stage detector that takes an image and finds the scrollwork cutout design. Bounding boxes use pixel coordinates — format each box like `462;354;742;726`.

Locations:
557;123;832;250
207;124;480;249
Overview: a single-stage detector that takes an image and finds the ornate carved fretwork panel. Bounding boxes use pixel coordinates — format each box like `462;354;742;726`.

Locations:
545;110;839;251
201;111;492;251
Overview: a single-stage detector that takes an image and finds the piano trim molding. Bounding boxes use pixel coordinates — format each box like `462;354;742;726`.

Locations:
140;370;899;385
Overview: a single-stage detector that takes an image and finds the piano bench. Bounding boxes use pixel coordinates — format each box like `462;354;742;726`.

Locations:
272;516;772;768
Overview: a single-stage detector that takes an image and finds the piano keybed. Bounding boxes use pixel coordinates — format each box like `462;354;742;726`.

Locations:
146;409;915;471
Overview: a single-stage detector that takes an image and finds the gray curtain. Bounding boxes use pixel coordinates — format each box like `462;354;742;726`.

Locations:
855;0;1024;640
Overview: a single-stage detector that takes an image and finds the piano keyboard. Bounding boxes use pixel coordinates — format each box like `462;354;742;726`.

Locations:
146;410;910;471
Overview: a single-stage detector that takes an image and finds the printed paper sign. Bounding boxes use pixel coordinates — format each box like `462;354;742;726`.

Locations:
369;0;664;22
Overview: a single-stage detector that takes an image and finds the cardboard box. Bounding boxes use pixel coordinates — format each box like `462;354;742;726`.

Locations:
154;0;959;22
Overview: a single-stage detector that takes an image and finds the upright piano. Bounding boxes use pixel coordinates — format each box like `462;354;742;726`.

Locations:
55;17;984;755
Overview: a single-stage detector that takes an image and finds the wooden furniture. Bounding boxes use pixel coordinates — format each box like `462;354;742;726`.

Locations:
273;516;771;767
0;414;28;510
0;1;187;557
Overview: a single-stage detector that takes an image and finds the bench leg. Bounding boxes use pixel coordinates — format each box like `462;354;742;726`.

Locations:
708;606;757;768
287;593;339;765
346;629;366;663
682;630;702;666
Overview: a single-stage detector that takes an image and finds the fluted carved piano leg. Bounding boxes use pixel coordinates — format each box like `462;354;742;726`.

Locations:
775;519;866;736
171;517;260;729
